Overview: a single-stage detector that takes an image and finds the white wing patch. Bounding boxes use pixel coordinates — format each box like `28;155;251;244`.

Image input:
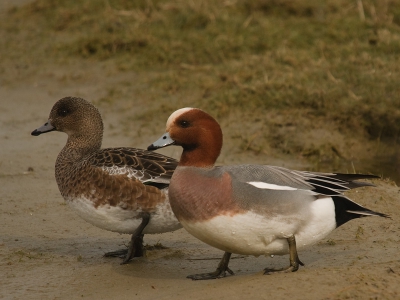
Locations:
247;181;298;190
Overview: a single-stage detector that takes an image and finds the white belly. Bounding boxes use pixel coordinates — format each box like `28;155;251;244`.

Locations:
181;197;336;256
66;195;181;235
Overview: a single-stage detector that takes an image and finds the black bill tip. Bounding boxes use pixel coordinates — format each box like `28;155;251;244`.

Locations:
147;144;158;151
31;129;42;136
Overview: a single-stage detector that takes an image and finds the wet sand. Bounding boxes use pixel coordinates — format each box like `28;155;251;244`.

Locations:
0;77;399;299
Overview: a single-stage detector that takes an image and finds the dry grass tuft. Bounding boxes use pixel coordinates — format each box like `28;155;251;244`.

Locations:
1;0;400;173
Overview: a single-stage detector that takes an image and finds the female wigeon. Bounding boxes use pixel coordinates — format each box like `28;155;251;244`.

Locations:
32;97;181;264
148;107;389;280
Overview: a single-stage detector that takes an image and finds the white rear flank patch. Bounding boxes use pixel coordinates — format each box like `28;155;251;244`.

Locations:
247;181;298;190
166;107;193;128
179;197;336;256
295;197;336;248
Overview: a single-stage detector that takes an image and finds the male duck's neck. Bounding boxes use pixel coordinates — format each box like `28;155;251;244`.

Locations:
179;147;218;168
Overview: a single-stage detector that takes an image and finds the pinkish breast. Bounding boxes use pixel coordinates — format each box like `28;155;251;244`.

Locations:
169;168;245;222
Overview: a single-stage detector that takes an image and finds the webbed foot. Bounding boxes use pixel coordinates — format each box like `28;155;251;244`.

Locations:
104;213;150;264
187;252;234;280
264;235;304;275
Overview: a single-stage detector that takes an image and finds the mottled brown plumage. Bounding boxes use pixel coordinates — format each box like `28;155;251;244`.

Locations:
56;147;174;211
32;97;181;264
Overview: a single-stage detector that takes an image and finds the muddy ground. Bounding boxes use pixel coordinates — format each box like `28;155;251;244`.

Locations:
0;66;399;300
1;1;400;300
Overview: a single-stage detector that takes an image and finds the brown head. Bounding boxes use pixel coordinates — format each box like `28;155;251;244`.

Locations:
148;108;223;168
31;97;104;154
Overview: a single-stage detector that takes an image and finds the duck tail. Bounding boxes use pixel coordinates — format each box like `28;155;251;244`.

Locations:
332;196;390;227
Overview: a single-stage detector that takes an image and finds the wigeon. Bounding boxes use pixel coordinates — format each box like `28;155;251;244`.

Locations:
31;97;181;264
148;107;389;280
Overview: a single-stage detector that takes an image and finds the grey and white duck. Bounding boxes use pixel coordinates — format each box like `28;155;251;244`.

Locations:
148;107;390;280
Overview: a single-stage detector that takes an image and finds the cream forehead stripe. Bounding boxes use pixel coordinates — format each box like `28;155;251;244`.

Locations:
166;107;193;129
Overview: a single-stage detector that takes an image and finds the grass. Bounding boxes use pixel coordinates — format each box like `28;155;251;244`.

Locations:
1;0;400;166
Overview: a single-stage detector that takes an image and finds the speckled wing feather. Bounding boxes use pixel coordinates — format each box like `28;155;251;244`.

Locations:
59;147;178;212
88;147;178;186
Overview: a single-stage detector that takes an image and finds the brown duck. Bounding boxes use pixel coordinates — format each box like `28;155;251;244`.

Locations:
32;97;181;264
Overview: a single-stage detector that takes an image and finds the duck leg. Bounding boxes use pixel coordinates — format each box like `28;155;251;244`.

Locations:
264;235;304;274
104;213;150;264
187;251;234;280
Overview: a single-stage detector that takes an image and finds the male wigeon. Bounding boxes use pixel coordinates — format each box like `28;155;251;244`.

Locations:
31;97;181;264
148;107;389;280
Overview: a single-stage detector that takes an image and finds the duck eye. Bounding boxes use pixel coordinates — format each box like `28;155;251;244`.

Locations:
58;108;69;117
179;120;190;128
